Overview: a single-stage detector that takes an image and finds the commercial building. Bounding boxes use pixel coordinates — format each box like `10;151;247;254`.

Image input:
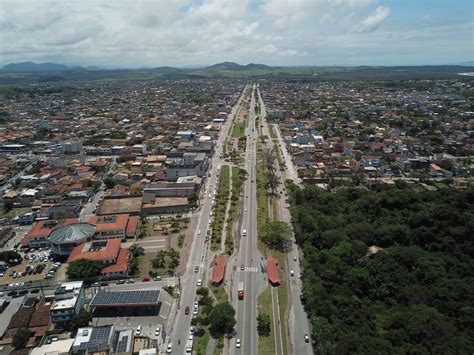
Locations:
88;214;139;240
0;227;14;248
21;218;78;248
49;223;96;257
67;239;129;277
50;281;85;329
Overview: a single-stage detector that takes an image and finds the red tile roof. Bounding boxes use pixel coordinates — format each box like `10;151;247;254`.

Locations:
89;214;129;233
28;304;50;328
267;257;281;286
101;248;129;274
125;216;139;237
21;218;78;245
67;238;122;263
211;256;226;284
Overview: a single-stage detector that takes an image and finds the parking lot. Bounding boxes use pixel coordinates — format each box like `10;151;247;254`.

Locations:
0;247;63;288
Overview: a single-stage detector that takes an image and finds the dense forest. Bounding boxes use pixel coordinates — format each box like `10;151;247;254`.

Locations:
287;182;473;354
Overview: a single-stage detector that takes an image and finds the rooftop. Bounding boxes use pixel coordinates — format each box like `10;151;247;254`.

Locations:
48;222;96;244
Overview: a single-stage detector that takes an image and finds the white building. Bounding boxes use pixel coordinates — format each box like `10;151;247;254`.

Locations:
50;281;85;328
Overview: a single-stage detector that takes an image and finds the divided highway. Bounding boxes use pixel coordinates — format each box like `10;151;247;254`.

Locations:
230;84;264;355
167;85;248;354
256;86;313;355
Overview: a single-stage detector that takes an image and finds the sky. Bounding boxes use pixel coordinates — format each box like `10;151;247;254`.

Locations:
0;0;473;68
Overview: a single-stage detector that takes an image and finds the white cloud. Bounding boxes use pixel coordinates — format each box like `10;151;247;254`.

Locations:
352;6;390;32
0;0;470;67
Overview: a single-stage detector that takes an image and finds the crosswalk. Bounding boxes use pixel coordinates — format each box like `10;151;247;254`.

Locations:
238;266;258;273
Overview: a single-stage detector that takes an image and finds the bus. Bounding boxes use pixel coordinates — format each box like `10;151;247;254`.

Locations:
238;282;244;300
185;339;193;354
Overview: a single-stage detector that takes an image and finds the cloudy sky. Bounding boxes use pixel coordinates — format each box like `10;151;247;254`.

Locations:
0;0;472;68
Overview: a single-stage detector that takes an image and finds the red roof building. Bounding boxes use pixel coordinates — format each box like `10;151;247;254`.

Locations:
88;214;138;239
211;256;226;285
21;218;78;248
67;239;128;276
267;257;281;286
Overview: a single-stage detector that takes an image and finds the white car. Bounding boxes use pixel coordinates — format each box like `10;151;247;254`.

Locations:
198;229;201;235
166;343;173;353
135;325;142;335
193;307;198;315
290;270;295;276
190;326;195;335
155;327;161;336
188;334;194;341
236;338;241;348
196;279;202;286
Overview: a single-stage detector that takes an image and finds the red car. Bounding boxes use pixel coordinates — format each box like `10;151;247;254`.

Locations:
185;306;190;315
142;277;150;282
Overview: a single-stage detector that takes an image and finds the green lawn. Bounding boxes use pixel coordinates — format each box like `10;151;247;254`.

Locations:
210;165;230;251
231;122;245;139
257;287;276;355
268;125;277;139
195;327;210;355
211;285;229;304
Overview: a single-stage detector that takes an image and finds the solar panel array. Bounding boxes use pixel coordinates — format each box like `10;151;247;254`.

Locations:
91;290;160;306
116;335;129;352
74;325;113;351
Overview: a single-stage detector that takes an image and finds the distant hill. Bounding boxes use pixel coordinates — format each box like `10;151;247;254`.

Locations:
0;62;471;85
205;62;246;71
202;62;272;71
458;61;474;67
245;63;272;70
1;61;84;72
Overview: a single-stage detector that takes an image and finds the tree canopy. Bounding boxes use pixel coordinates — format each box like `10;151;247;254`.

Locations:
260;221;292;251
208;302;237;338
0;250;22;264
71;308;93;333
288;182;474;354
66;258;101;279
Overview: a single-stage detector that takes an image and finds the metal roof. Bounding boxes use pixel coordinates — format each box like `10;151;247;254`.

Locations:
90;290;160;307
48;223;96;244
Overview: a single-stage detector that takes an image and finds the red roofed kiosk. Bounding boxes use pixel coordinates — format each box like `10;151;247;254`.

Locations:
267;257;281;286
211;256;226;285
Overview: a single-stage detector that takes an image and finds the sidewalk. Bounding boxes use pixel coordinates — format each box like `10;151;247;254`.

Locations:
176;213;199;276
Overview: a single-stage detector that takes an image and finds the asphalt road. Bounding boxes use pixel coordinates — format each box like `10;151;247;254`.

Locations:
256;86;313;355
167;85;248;354
230;84;264;355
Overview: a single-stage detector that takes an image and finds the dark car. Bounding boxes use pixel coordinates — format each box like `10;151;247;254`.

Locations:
7;291;17;297
18;290;28;296
30;289;40;294
185;306;190;315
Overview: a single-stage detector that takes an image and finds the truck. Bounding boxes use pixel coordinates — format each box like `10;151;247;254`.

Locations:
185;339;193;354
238;282;244;300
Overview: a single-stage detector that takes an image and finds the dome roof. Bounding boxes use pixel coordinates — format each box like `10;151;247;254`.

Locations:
48;223;96;244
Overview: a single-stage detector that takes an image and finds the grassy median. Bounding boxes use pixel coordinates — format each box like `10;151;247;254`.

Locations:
210;165;230;251
257;287;276;355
